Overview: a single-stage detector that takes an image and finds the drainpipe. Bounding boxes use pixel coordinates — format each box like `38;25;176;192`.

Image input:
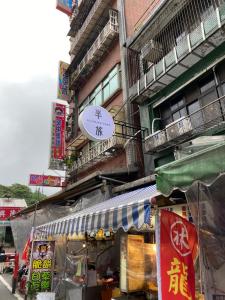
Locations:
118;0;137;170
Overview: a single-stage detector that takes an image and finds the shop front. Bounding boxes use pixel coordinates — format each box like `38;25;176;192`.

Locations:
34;185;158;300
156;141;225;300
0;198;27;247
31;185;193;300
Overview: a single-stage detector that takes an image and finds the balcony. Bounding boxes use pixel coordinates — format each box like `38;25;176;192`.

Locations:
68;136;125;173
66;113;76;143
70;10;119;89
70;0;112;54
129;1;225;104
68;0;95;36
67;132;88;149
145;95;225;153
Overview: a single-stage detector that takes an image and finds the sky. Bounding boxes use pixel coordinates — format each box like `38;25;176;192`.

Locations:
0;1;70;195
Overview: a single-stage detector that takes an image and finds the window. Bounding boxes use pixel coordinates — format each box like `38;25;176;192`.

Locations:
160;96;187;127
79;65;121;113
172;108;187;121
199;74;215;94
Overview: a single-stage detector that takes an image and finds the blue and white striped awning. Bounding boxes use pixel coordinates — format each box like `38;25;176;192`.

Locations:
37;185;157;236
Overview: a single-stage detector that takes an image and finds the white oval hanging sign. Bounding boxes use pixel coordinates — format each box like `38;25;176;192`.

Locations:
78;106;115;142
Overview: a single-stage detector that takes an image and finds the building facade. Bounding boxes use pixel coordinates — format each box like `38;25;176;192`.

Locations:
22;1;225;299
125;0;225;172
63;0;155;190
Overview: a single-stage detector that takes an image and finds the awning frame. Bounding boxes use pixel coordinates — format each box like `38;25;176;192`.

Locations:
36;185;158;238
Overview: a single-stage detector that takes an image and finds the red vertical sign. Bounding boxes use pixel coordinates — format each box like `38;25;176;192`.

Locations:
158;210;198;300
53;103;66;160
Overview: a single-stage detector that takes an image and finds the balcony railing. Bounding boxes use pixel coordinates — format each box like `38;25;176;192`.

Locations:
69;0;95;36
68;136;125;173
70;0;112;56
70;10;119;89
129;1;225;104
145;95;225;153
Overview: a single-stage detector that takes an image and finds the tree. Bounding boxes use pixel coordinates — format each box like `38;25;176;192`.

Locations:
0;183;47;207
10;184;33;200
0;185;12;198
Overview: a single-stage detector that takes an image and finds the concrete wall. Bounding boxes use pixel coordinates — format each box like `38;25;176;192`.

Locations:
77;152;127;181
124;0;155;38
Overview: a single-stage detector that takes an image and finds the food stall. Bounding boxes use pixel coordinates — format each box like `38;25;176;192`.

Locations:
34;185;192;300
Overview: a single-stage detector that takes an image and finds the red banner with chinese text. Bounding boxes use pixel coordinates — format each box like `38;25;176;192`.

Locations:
53;103;66;160
158;210;198;300
0;207;22;220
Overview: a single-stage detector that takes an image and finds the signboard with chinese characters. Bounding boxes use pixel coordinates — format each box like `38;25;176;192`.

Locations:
78;106;115;142
56;0;73;15
0;207;22;220
49;102;66;165
29;174;61;187
30;241;55;293
156;210;198;300
57;61;70;101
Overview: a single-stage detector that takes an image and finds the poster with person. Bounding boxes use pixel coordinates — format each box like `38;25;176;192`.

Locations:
30;241;55;293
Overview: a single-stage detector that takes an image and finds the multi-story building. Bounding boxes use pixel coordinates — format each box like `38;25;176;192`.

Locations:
64;0;152;188
17;2;225;299
126;0;225;172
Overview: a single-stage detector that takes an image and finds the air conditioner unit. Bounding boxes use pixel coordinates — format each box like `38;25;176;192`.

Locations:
166;116;192;141
145;130;167;152
141;40;163;63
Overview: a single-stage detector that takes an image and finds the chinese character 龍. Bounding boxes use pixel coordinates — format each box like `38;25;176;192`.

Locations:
167;257;192;300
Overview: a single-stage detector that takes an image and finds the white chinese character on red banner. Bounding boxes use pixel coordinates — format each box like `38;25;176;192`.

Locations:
170;221;191;257
0;210;5;219
10;210;16;217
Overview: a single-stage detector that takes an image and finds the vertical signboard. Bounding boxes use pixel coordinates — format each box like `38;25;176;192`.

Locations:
56;0;73;16
57;61;70;102
53;103;66;159
30;241;55;292
49;103;66;170
156;210;198;300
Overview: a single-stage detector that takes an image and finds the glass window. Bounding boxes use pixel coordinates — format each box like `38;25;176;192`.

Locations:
171;102;178;112
188;100;204;129
187;100;200;114
95;90;102;106
171;97;185;112
172;108;187;121
109;74;119;95
108;66;117;79
199;74;215;94
78;65;120;113
103;84;110;101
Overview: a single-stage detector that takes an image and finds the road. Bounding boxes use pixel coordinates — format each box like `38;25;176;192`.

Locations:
0;274;23;300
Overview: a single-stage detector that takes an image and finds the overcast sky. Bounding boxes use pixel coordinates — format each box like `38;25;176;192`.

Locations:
0;1;70;195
